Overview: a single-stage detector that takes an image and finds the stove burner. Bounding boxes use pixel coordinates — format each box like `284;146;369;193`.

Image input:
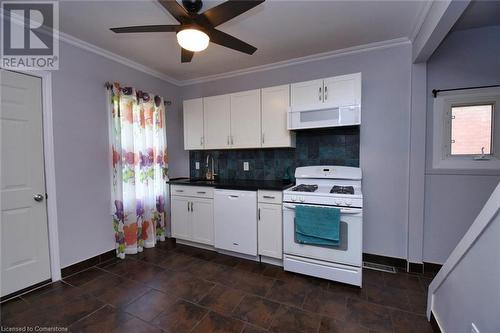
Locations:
292;184;318;192
331;186;354;195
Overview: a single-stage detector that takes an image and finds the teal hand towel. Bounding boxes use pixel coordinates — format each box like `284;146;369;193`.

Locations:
295;205;340;246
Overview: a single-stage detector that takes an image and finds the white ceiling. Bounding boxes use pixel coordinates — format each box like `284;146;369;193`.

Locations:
59;0;429;82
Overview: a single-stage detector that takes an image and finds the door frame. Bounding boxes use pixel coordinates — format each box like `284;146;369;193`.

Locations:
4;69;62;282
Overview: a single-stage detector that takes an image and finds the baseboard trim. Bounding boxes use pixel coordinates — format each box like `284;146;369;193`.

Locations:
424;262;443;274
61;249;116;278
430;311;443;333
408;262;424;273
363;253;407;269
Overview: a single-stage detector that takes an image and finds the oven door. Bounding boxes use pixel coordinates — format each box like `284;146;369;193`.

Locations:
283;203;362;267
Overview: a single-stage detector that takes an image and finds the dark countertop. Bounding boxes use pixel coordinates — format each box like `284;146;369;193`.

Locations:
167;178;295;191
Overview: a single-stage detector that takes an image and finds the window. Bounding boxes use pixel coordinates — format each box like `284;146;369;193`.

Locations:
432;87;500;170
450;104;493;156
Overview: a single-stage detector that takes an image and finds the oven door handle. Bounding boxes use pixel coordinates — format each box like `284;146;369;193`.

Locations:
283;204;361;214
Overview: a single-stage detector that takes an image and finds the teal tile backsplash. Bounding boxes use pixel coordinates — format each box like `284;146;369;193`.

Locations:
189;127;359;181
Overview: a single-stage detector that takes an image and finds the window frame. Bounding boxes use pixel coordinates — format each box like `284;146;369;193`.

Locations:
449;102;494;156
432;87;500;170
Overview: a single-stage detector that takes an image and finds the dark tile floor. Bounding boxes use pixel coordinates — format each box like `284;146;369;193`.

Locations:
1;240;434;333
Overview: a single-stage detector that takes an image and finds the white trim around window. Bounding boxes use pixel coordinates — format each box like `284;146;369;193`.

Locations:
432;87;500;170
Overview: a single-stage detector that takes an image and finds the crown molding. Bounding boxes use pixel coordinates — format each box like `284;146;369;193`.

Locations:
58;30;410;87
411;0;434;42
178;37;411;86
58;31;182;86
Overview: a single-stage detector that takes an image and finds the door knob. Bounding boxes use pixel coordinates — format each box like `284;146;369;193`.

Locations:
33;194;44;202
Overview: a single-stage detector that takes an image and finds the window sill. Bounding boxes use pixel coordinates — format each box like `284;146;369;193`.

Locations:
431;157;500;171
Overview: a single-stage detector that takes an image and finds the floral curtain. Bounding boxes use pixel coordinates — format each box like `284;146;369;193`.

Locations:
108;83;169;259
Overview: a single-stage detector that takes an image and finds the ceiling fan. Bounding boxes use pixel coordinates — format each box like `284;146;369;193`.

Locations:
110;0;265;63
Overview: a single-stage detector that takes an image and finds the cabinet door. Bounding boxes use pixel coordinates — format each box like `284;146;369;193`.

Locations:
191;198;214;245
323;73;361;108
258;203;282;259
261;85;294;148
230;89;261;148
204;94;231;149
183;98;204;150
290;79;324;109
171;196;191;241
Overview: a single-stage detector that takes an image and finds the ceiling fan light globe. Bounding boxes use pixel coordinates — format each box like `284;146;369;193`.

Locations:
177;29;209;52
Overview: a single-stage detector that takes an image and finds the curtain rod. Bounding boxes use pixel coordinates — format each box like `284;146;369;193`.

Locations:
105;82;172;105
432;84;500;98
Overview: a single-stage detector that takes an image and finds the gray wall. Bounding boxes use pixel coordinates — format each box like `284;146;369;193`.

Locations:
433;208;500;333
424;25;500;264
52;41;187;268
182;44;413;259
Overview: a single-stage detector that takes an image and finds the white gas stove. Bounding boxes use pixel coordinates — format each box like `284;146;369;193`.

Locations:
282;165;363;287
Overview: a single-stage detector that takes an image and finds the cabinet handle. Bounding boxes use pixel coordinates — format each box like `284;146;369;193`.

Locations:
200;136;204;146
263;195;275;199
190;202;194;212
319;87;322;101
324;85;328;100
227;136;230;145
187;201;190;212
231;136;234;145
258;208;261;220
262;133;265;144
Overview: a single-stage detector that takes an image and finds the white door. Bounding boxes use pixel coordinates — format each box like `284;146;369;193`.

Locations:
1;70;51;297
230;89;261;148
290;79;324;109
261;85;294;148
323;73;361;108
191;198;214;245
183;98;204;150
258;203;282;259
203;94;231;149
170;196;191;241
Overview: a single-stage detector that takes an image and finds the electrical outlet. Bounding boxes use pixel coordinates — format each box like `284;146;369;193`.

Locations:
243;161;249;171
471;323;480;333
195;162;200;170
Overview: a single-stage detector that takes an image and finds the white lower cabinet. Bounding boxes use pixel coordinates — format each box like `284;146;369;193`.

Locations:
258;191;283;259
191;198;214;245
171;187;214;246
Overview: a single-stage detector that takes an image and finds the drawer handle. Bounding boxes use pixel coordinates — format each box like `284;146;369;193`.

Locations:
176;190;184;193
233;242;239;246
229;195;239;198
197;191;206;194
263;195;275;199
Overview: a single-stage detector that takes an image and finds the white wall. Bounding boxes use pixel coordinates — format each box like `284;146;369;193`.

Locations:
432;206;500;333
181;43;413;259
424;25;500;264
52;41;188;268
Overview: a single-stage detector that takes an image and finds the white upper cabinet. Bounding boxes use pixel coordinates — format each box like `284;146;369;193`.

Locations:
183;98;204;150
323;73;361;108
203;94;231;149
261;85;295;148
230;89;261;148
290;79;324;109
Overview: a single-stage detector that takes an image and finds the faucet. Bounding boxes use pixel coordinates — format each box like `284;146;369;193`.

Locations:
205;153;216;180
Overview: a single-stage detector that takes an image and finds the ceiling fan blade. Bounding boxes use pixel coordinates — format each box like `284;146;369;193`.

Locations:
158;0;190;24
181;48;194;63
110;25;179;33
206;28;257;55
201;0;265;27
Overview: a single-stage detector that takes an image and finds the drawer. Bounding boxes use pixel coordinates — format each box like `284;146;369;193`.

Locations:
258;190;282;204
171;185;214;198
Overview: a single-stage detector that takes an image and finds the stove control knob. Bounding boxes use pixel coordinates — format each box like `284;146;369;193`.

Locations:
291;197;296;202
300;197;305;203
345;202;352;207
335;200;341;206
